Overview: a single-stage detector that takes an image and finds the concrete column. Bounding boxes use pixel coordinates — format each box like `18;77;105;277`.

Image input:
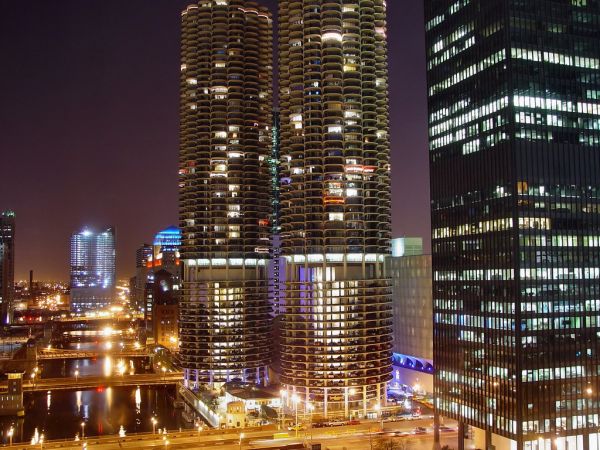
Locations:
382;382;387;406
208;369;212;386
584;433;591;450
324;388;328;418
363;386;367;418
433;412;441;450
344;387;349;418
264;366;269;386
377;383;381;406
458;422;465;450
256;367;260;384
242;369;246;383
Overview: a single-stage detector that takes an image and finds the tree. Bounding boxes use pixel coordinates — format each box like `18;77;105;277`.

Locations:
373;437;409;450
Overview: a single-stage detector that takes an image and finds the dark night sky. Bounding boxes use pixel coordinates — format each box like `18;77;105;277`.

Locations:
0;1;429;281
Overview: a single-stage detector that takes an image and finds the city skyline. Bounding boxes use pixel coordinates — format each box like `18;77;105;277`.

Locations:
0;0;429;281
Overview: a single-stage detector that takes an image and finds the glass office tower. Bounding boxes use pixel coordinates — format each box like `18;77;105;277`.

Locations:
179;0;273;386
70;227;116;312
279;0;393;416
0;210;16;325
426;1;600;450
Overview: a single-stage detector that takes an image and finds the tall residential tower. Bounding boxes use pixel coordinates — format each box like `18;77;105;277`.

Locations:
426;1;600;449
278;0;393;416
179;0;273;386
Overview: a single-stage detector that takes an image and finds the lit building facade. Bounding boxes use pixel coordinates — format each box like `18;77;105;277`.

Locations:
278;0;393;416
179;0;273;386
387;241;433;393
70;227;116;312
131;243;152;314
0;210;16;325
269;109;283;316
152;269;180;351
426;1;600;449
145;227;181;326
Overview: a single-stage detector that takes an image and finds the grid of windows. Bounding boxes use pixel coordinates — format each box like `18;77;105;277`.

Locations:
427;0;600;448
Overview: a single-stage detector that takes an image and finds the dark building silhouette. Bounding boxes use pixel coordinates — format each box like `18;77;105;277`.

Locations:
426;1;600;449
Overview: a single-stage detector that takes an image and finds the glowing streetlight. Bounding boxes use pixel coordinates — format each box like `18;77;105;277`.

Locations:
7;426;14;446
279;390;287;430
80;422;85;439
74;369;79;381
239;432;245;450
162;366;167;381
151;417;158;434
374;403;383;431
291;394;300;437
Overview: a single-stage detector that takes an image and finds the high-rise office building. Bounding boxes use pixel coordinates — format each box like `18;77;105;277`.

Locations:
179;0;273;386
70;227;116;312
269;110;283;314
0;210;16;325
426;2;600;450
131;243;152;314
278;1;392;416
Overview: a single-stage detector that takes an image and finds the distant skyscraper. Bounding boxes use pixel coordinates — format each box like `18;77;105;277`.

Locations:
130;243;152;315
278;0;392;416
269;109;283;315
70;227;115;312
179;0;273;386
0;210;16;324
426;1;600;450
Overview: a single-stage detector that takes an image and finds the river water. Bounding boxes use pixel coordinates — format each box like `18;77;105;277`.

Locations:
0;339;190;445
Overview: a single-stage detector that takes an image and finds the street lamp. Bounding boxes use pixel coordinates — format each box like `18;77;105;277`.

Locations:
162;366;167;381
151;417;158;434
292;394;300;438
74;369;79;381
80;422;85;439
239;432;245;450
31;372;36;389
306;402;314;444
279;390;287;430
7;426;14;446
374;403;383;431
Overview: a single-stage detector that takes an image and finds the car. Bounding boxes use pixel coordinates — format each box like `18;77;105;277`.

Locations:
440;426;456;433
348;419;361;425
288;424;306;431
412;427;427;435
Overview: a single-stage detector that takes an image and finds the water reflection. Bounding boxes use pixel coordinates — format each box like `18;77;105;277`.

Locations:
0;386;187;444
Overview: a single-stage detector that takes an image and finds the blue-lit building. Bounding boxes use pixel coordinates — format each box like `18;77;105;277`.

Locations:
144;226;181;339
70;227;116;312
153;226;182;254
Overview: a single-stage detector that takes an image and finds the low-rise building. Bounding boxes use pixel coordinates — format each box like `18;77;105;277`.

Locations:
387;238;433;393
